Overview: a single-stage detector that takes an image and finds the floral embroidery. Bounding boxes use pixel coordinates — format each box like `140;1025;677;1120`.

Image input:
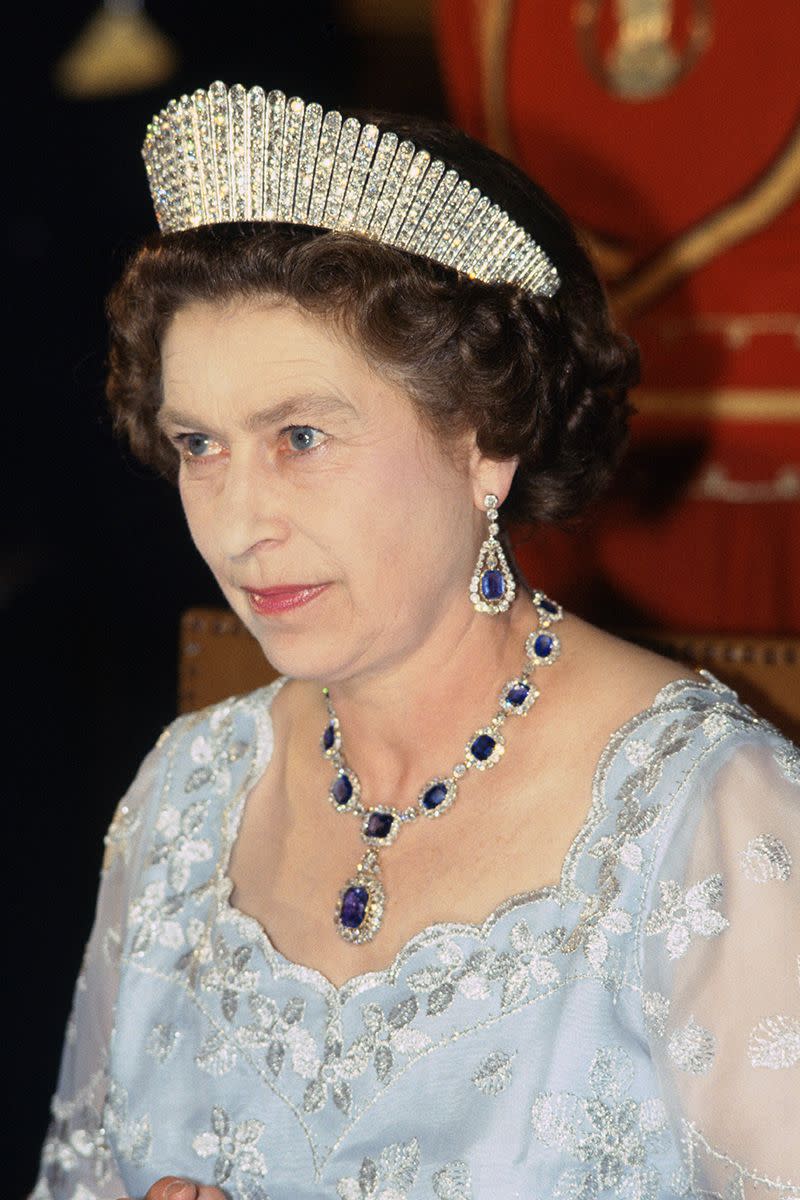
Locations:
102;799;142;872
336;1139;473;1200
562;716;686;959
667;1017;716;1075
748;1015;800;1069
185;707;249;797
641;991;670;1037
192;1105;268;1199
645;874;729;959
200;936;260;1020
432;1162;473;1199
336;1138;420;1199
773;742;800;787
103;1079;152;1166
406;923;565;1016
128;880;185;955
531;1048;667;1199
739;834;793;883
39;1072;114;1194
146;1023;181;1063
302;998;432;1116
472;1050;515;1096
151;799;213;892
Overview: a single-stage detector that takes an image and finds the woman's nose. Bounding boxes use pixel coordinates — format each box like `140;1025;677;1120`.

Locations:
217;451;288;560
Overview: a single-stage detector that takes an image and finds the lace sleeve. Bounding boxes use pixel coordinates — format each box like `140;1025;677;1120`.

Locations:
641;733;800;1197
30;739;167;1200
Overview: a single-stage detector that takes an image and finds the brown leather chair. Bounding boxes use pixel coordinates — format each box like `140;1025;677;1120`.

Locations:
178;607;800;743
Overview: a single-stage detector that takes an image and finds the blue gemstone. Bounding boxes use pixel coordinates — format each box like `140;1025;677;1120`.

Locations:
366;811;394;839
539;597;558;615
470;734;496;761
534;633;553;658
332;774;353;806
422;783;448;810
340;886;369;929
322;722;336;751
506;683;530;706
480;569;506;600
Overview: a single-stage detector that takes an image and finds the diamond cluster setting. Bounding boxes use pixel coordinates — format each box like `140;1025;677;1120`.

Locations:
141;83;561;299
321;588;564;943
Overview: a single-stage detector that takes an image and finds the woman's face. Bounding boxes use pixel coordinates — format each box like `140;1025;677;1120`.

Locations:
159;298;505;683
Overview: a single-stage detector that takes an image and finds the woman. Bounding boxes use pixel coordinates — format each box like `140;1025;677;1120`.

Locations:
32;82;798;1200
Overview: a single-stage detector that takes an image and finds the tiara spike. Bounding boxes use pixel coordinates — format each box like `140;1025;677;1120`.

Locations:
279;98;305;221
263;90;286;221
294;103;323;221
325;117;361;227
369;140;415;238
353;131;398;232
308;109;342;226
395;158;445;249
247;87;266;222
340;124;380;229
141;82;560;297
229;84;248;221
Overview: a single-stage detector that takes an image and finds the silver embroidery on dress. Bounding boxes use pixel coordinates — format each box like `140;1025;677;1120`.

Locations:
192;1105;268;1199
739;835;793;883
530;1047;668;1199
103;1079;152;1166
146;1022;181;1063
472;1049;516;1095
748;1015;800;1069
667;1017;716;1075
645;874;729;959
337;1138;420;1199
642;991;670;1037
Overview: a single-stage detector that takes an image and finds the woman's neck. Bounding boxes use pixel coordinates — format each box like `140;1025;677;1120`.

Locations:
307;587;539;805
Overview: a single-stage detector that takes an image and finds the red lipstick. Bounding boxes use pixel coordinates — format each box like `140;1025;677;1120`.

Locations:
243;583;330;615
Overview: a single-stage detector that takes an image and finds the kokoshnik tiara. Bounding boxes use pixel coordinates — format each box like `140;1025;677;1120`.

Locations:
141;81;561;299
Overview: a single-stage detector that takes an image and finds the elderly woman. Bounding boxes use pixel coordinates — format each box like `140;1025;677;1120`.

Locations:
32;83;798;1200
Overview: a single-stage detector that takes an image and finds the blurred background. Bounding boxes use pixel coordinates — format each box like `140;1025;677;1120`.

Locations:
8;2;798;1193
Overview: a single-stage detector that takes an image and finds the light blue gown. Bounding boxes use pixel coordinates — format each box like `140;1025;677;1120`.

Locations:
31;672;800;1199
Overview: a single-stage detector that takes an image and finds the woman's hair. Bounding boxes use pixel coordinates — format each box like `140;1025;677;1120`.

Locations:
106;109;638;527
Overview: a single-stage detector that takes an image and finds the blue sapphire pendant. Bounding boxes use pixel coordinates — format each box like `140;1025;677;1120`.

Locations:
362;807;401;846
336;851;385;943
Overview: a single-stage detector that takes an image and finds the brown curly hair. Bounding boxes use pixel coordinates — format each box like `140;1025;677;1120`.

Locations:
105;109;638;527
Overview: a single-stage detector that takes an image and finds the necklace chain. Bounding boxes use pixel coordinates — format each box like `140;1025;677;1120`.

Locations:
321;590;563;943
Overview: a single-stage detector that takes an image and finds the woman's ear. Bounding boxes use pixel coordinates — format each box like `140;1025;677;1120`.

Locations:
467;433;519;509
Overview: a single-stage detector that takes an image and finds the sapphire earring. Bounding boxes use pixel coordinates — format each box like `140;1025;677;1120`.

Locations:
469;494;516;614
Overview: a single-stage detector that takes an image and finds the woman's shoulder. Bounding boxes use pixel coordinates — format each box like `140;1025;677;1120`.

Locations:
156;673;292;754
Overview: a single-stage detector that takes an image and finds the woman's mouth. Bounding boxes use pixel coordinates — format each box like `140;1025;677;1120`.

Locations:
243;583;331;615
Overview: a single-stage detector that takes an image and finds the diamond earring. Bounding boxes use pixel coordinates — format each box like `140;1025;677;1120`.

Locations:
469;494;516;614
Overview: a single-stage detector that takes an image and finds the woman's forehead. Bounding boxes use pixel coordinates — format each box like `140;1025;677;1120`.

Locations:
160;298;418;428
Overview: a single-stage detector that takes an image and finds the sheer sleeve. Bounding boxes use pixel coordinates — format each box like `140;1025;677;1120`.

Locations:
30;738;168;1200
641;733;800;1197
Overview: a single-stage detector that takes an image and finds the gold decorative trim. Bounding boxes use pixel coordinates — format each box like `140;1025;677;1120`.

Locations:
475;4;800;318
632;389;800;421
613;121;800;317
475;0;517;157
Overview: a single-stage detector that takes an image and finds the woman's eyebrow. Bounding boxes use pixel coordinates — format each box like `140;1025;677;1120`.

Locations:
156;391;357;434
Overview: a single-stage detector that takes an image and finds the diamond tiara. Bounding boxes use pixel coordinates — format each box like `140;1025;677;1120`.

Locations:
141;81;561;299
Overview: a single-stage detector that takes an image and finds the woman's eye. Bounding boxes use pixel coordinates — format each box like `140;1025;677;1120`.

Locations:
174;433;224;462
284;425;325;453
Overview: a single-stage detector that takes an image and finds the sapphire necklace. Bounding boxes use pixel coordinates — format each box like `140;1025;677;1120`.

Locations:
321;590;563;944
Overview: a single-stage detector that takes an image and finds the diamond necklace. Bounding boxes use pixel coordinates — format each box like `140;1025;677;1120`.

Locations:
320;590;563;944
